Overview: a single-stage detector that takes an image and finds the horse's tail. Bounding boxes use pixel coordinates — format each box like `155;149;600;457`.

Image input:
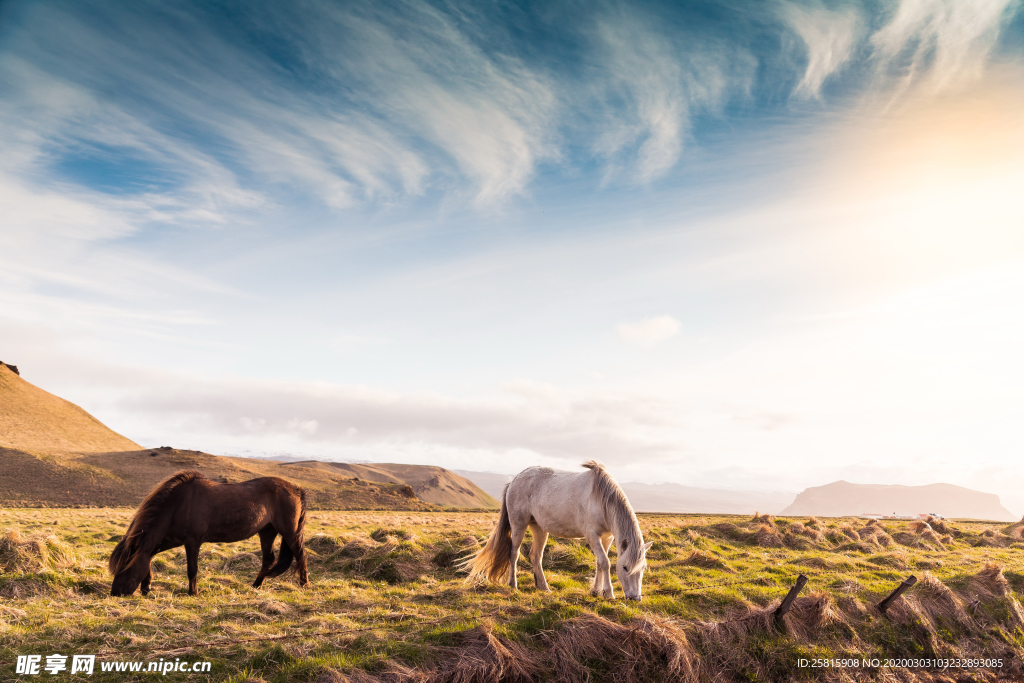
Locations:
108;470;203;576
460;483;513;583
266;486;307;578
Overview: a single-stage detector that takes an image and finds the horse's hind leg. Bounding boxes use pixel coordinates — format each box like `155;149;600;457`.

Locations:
276;528;309;587
508;521;529;590
528;522;550;591
252;526;278;589
185;541;201;596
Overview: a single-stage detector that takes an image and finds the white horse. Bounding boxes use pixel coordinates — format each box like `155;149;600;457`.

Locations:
463;461;652;600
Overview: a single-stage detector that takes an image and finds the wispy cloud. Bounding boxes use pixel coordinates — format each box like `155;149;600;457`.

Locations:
782;1;862;98
617;315;682;348
872;0;1017;92
589;8;751;182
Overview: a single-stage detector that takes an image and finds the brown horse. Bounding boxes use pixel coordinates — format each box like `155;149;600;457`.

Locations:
109;471;309;596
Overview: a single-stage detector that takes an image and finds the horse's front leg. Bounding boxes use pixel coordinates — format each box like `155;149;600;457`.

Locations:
528;523;550;591
252;526;277;589
140;561;153;596
185;541;201;596
586;532;614;599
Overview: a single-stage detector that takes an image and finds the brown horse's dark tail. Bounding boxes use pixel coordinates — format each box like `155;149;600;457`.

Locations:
266;488;307;578
109;470;204;576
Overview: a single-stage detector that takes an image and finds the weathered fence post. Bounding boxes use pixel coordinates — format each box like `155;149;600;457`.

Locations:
774;573;808;624
877;575;917;615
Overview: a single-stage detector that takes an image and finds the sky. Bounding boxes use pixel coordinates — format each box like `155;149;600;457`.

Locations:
2;0;1023;510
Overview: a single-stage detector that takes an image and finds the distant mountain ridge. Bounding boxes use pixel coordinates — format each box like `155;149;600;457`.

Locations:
782;480;1016;521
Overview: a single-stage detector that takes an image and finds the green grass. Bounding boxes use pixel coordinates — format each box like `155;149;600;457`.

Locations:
2;509;1024;681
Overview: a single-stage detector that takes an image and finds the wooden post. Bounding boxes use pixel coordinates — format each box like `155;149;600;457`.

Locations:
877;575;917;615
774;574;808;623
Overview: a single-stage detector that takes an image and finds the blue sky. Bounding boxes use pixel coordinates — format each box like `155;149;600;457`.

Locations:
2;0;1024;508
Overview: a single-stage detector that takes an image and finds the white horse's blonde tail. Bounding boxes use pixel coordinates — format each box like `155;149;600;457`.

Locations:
460;484;513;583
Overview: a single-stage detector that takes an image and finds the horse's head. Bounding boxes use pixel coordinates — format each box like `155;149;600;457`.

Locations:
616;538;654;601
110;561;147;597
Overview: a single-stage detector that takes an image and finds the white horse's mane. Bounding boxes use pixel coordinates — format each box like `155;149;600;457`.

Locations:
581;460;644;565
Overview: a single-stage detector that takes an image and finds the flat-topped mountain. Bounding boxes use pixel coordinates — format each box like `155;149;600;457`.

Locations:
781;480;1015;521
0;363;140;452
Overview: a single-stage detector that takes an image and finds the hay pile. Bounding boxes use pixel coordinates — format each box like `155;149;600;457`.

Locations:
0;528;77;573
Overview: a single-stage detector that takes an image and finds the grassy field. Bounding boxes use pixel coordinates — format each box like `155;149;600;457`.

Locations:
3;509;1024;682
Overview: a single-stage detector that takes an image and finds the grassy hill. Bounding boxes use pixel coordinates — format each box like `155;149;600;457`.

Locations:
0;446;439;511
287;461;498;508
0;364;139;452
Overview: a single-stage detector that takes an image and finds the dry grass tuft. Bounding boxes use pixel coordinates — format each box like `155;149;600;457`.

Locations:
911;520;931;534
436;624;543;683
805;516;823;530
857;525;894;548
867;552;909;570
754;524;784;548
545;614;696;683
340;538;378;558
307;533;346;555
969;562;1010;599
913;572;971;628
788;522;825;543
826;524;860;545
750;512;774;527
0;604;28;620
679;550;732;572
0;528;76;573
221;551;260;572
785;592;846;641
925;516;954;535
920;528;945;547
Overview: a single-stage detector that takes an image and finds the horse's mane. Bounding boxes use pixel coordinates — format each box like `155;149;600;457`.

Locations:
108;470;205;575
581;460;644;565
